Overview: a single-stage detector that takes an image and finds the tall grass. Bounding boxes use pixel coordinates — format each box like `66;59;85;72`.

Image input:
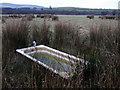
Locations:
81;23;120;88
2;19;30;69
53;22;82;55
52;22;120;88
2;19;29;50
31;20;51;46
90;24;118;52
2;19;31;88
2;19;52;88
2;17;120;88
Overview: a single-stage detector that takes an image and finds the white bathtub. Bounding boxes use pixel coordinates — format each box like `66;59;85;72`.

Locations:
16;45;88;79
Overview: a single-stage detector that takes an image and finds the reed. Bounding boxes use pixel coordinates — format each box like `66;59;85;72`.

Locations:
31;21;51;46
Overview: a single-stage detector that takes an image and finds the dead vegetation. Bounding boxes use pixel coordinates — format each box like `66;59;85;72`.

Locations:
86;15;94;19
2;15;120;88
99;14;119;20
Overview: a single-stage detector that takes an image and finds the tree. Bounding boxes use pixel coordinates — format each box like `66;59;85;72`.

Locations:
49;5;52;10
41;8;43;11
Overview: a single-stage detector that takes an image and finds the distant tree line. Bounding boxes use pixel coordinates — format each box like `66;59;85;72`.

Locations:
1;7;118;15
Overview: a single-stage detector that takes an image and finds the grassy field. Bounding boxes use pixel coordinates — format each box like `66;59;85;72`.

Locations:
2;15;120;88
33;15;117;29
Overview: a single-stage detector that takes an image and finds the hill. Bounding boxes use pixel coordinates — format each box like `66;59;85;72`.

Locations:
0;3;44;8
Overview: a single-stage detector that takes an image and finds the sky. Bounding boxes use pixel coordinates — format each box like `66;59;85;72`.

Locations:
1;0;119;9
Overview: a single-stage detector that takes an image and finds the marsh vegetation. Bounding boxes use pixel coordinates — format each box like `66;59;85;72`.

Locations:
2;14;120;88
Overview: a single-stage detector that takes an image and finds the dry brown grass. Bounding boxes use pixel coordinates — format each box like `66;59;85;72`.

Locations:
82;23;120;88
2;19;31;88
31;20;51;46
53;22;81;55
2;16;120;88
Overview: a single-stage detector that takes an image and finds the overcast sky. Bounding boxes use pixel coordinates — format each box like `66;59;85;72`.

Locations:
1;0;119;9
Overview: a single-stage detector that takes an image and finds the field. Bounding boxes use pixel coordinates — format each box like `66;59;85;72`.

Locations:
4;15;118;29
2;15;120;88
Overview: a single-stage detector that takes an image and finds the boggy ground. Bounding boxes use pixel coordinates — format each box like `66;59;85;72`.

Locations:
2;15;120;88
